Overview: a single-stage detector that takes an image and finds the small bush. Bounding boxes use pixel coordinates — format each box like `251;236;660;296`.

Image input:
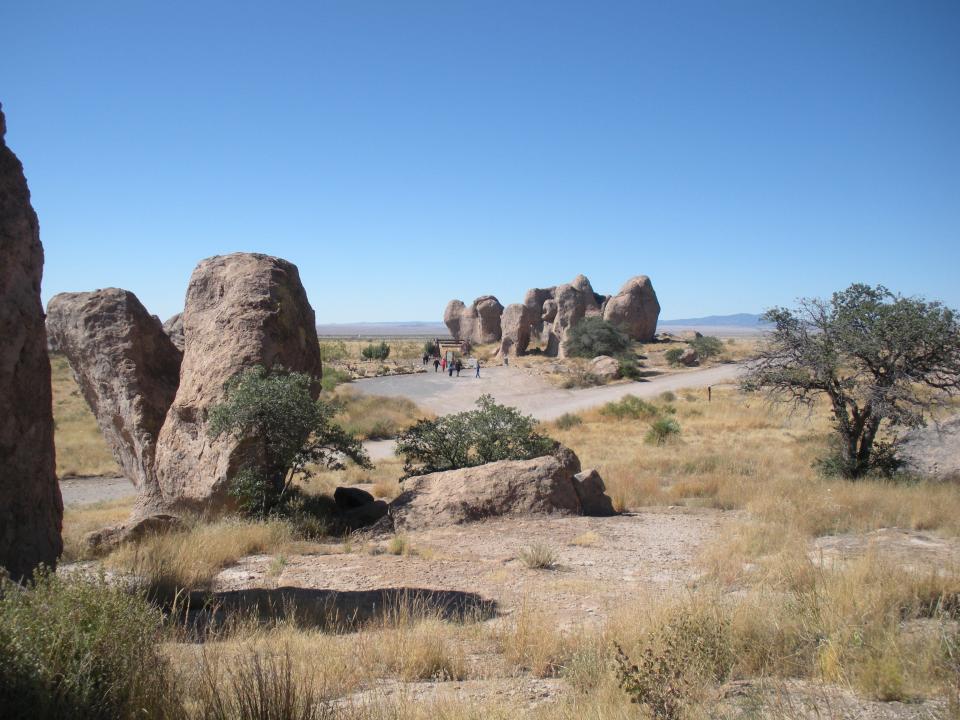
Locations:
560;368;602;389
318;340;348;362
519;543;558;570
814;439;903;480
387;535;410;556
0;569;178;720
555;413;583;430
618;354;643;380
422;341;436;356
689;335;724;360
600;395;660;420
361;341;391;360
564;316;631;358
659;391;676;402
664;347;685;366
320;366;351;392
646;417;681;445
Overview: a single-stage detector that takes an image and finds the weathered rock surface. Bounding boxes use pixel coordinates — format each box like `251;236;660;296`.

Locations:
0;104;62;580
46;289;182;504
390;447;614;531
84;514;181;552
572;469;616;516
897;416;960;481
154;253;323;511
163;313;184;351
679;348;699;366
444;296;504;345
499;303;537;357
589;355;620;381
602;275;660;343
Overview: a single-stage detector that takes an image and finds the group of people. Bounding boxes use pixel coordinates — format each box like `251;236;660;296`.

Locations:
423;354;482;378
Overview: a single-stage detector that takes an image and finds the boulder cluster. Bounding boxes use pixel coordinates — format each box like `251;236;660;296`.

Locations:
444;274;660;358
0;103;62;581
47;252;323;527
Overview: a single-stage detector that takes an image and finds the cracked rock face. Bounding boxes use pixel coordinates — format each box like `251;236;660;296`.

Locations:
602;275;660;343
443;295;504;345
162;313;184;351
46;288;182;507
154;253;323;510
0;104;62;580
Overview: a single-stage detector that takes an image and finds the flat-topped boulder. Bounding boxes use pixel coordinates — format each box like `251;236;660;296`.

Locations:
0;104;62;580
47;288;182;507
154;253;323;511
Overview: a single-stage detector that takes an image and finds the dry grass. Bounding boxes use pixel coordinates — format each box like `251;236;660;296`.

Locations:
60;496;135;562
51;353;120;477
332;387;432;440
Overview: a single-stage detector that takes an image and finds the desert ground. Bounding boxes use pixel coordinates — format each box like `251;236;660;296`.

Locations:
52;339;960;719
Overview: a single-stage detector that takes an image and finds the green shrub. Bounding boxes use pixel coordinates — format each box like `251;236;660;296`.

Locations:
555;413;583;430
560;368;602;389
659;391;676;402
0;569;179;720
320;366;351;392
600;395;660;420
208;366;370;518
422;341;436;356
519;543;558;570
689;335;724;360
319;340;348;362
646;417;681;445
395;395;555;478
564;316;631;358
664;347;685;366
361;341;390;360
618;354;643;380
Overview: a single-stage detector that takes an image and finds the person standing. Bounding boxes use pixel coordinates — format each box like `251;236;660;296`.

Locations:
433;358;440;372
441;357;447;373
455;359;462;376
475;359;481;378
448;361;454;377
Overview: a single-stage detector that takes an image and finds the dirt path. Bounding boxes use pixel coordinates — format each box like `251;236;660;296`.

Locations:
59;476;135;506
353;362;743;420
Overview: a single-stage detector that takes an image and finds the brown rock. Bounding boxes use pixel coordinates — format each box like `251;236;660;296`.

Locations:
154;253;323;511
603;275;660;342
897;415;960;481
589;355;621;381
0;104;62;580
163;313;185;351
444;296;504;345
390;447;607;532
499;303;537;357
679;347;699;366
46;289;182;507
84;514;181;552
572;469;617;516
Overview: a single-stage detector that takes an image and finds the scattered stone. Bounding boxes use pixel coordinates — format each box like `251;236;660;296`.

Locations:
602;275;661;342
572;470;616;516
154;253;323;511
46;288;182;506
444;295;504;345
588;355;620;381
679;348;699;366
84;514;181;552
0;103;62;580
334;486;376;510
897;415;960;481
162;313;185;351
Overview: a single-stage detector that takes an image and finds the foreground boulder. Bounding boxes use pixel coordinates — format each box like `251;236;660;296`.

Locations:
46;289;182;505
897;415;960;481
154;253;323;510
84;514;181;552
0;104;62;580
444;295;504;345
589;355;620;381
602;275;660;342
389;447;614;531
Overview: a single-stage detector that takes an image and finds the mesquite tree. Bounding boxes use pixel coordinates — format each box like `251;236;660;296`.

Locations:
742;284;960;478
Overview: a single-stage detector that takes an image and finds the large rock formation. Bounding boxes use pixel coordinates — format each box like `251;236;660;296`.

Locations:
897;415;960;482
0;104;62;580
443;295;504;346
389;447;614;532
499;303;537;357
46;289;182;505
154;253;323;510
162;312;184;351
602;275;660;342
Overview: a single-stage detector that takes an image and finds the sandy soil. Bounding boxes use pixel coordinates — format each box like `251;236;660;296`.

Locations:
59;476;135;506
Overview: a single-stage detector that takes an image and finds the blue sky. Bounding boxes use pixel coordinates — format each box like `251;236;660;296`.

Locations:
2;1;958;322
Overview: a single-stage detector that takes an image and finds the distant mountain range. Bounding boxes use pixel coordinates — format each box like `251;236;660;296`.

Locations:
660;313;768;327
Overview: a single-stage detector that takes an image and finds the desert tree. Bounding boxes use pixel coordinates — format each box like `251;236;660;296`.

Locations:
742;284;960;478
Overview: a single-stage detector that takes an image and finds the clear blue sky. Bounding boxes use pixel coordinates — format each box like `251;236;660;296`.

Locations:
3;1;958;322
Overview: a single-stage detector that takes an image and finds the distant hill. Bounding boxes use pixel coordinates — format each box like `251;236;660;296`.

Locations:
316;321;448;337
660;313;767;327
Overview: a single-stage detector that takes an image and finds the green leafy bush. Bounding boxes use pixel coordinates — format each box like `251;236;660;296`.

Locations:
0;569;178;720
689;335;724;360
395;394;555;477
646;417;681;445
600;395;660;420
320;366;351;392
664;347;685;366
361;341;390;360
564;316;631;358
617;354;643;380
422;341;436;356
208;366;370;518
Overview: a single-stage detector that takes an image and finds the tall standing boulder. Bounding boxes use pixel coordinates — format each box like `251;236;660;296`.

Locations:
162;312;185;351
154;253;323;510
443;295;504;345
498;303;537;357
603;275;660;342
46;289;182;507
0;104;62;580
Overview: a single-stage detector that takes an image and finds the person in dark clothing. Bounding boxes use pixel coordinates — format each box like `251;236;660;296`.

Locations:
475;359;481;378
422;353;428;365
433;358;440;372
455;359;462;376
448;362;454;377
